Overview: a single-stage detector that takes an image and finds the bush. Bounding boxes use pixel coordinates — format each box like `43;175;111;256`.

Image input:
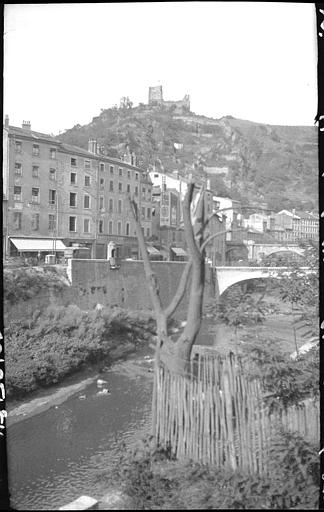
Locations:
4;304;156;398
240;336;319;408
110;432;319;509
4;267;66;305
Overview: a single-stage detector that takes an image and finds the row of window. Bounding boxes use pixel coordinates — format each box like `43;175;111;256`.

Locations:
103;164;139;180
13;187;91;209
14;164;152;199
69;192;91;209
12;212;56;231
14;166;151;200
11;211;152;239
68;217;91;233
15;141;57;159
15;163;57;180
97;219;150;238
14;142;145;181
13;185;153;217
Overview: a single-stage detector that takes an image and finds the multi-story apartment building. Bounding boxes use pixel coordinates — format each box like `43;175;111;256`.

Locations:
274;209;318;241
3;118;154;259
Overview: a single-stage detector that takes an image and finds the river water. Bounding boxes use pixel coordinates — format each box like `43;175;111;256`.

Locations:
6;354;154;510
6;311;295;510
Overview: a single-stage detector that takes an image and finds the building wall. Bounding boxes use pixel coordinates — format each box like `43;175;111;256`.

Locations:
69;259;214;318
244;213;269;232
7;134;61;239
4;260;215;323
3;127;9;199
212;196;241;233
4;124;154;257
56;149;98;244
274;211;318;241
148;86;163;105
163;95;190;113
148;86;190;112
149;171;188;200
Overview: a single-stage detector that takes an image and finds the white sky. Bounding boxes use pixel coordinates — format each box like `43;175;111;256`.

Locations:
3;2;318;135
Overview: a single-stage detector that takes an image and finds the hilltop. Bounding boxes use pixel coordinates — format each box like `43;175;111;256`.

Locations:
57;104;318;211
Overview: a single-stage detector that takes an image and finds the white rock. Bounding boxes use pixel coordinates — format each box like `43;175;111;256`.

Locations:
59;495;98;510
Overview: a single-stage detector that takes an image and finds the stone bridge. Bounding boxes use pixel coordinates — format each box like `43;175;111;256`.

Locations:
214;266;297;296
247;243;304;262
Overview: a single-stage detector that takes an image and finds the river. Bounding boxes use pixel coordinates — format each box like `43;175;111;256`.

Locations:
6;353;154;510
6;309;297;510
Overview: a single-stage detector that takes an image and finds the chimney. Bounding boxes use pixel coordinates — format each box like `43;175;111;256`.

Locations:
22;120;31;130
88;139;97;154
4;115;9;128
292;208;296;216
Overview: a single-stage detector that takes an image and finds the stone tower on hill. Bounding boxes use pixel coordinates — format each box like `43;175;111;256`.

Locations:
148;85;190;113
148;85;163;105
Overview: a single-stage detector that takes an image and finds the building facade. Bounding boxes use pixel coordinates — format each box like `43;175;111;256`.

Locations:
274;209;319;241
3;119;154;259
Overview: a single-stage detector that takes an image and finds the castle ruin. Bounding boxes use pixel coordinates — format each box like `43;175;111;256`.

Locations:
148;85;190;113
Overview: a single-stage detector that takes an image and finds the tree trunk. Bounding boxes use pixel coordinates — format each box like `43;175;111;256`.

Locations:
128;182;206;376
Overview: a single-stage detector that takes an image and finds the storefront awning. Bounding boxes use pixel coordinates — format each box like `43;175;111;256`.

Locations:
10;238;67;252
146;245;162;255
171;247;187;257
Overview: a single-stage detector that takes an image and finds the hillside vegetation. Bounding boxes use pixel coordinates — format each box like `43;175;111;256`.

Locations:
57;104;318;211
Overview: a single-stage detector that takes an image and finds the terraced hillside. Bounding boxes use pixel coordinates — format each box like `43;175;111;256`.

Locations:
57;104;318;211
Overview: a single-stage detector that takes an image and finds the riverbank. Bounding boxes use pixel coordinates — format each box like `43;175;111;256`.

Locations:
7;376;98;426
7;343;155;426
5;303;157;401
6;351;154;511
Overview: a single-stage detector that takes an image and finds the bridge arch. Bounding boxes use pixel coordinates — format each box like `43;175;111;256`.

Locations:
263;248;305;259
217;274;275;297
214;266;287;297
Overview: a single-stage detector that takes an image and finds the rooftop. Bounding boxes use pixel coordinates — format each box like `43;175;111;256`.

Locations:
7;124;146;172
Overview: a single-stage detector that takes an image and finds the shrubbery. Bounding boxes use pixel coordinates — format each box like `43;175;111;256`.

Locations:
110;432;319;509
5;304;156;399
4;267;67;305
240;336;319;409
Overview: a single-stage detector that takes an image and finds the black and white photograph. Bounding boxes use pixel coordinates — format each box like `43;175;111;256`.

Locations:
2;2;320;510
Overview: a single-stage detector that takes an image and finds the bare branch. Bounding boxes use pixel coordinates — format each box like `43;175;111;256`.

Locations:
183;183;203;263
179;184;206;357
127;195;164;318
200;227;248;253
164;259;192;319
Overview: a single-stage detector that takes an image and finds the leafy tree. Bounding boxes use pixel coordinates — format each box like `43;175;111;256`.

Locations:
240;336;319;409
120;96;133;109
214;286;268;354
273;239;319;349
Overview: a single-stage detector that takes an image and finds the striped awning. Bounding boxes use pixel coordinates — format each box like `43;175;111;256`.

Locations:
171;247;187;256
146;245;162;255
10;238;66;252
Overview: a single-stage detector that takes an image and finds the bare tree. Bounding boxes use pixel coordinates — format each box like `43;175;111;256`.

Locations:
128;182;206;375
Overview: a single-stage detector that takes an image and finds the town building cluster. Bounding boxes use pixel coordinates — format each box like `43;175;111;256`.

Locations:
2;116;319;265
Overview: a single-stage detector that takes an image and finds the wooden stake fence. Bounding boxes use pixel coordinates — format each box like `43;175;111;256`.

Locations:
153;347;319;475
